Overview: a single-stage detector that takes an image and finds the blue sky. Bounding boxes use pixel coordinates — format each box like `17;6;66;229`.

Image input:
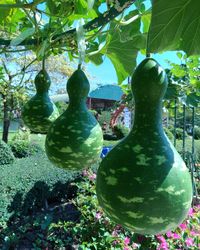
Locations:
86;51;181;89
85;1;181;89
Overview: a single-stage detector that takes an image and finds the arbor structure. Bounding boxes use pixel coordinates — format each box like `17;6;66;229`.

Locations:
0;0;199;128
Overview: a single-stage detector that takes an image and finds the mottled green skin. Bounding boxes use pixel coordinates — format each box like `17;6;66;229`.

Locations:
45;69;103;171
96;58;193;235
22;70;59;134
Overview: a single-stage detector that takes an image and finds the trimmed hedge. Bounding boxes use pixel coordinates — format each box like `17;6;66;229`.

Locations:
0;152;81;226
176;138;200;163
9;140;43;158
0;140;15;165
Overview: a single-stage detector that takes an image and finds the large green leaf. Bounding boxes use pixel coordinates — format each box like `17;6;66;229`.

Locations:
10;28;35;46
97;16;146;83
0;0;15;23
148;0;200;55
103;30;139;83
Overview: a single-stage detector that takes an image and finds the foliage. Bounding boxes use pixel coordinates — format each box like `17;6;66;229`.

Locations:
163;127;174;142
176;138;200;163
194;126;200;140
174;127;188;140
55;101;68;115
148;0;200;55
165;55;200;106
0;152;80;227
113;124;130;139
98;111;112;128
1;168;199;249
11;129;31;141
9;140;43;158
0;139;15;165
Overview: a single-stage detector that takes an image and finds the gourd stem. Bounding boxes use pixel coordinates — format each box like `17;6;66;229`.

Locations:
78;63;82;70
42;58;45;70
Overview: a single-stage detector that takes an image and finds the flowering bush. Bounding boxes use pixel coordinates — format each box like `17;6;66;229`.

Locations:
66;169;199;250
1;168;199;249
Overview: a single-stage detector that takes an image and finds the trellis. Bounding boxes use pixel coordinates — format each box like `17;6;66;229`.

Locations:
173;103;199;205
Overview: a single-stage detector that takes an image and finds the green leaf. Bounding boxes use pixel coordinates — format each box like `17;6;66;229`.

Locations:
10;28;35;46
148;0;200;55
88;53;103;65
176;52;183;59
103;30;138;83
186;93;200;107
141;13;151;33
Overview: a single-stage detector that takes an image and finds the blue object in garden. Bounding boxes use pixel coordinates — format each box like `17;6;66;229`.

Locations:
101;146;113;158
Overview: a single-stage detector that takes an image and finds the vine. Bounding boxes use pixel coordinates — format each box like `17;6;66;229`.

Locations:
0;0;136;48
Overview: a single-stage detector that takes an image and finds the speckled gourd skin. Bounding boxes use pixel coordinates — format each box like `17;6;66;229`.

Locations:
22;70;59;133
45;69;103;171
96;58;193;235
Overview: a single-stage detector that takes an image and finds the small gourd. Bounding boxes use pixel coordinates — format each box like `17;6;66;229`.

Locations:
96;58;193;235
45;68;103;170
22;70;59;133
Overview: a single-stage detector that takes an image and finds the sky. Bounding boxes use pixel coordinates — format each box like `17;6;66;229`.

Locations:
37;0;182;91
86;51;181;90
85;0;182;90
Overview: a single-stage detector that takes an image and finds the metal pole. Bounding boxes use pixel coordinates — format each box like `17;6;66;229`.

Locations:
174;99;177;147
182;104;186;160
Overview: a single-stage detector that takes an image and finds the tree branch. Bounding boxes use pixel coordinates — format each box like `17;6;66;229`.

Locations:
0;0;136;47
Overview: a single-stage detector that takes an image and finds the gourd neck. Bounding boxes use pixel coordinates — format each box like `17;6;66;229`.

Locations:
68;99;87;110
133;102;163;129
36;91;49;97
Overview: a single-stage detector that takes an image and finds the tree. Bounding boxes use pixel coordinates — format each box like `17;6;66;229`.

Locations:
0;52;74;142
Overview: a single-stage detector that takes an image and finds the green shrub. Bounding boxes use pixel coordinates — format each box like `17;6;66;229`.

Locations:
0;140;15;165
98;111;111;127
9;140;43;158
12;130;30;142
174;127;188;140
112;124;130;139
163;127;174;141
0;152;81;225
176;138;200;163
194;126;200;140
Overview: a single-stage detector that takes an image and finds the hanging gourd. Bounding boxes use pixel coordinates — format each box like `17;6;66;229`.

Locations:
22;69;59;133
45;67;103;170
96;58;193;235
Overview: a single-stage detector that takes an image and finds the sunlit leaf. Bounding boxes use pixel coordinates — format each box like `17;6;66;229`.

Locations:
10;28;35;46
148;0;200;55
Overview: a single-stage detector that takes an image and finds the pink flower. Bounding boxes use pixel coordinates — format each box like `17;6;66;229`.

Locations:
179;223;187;230
157;235;166;243
172;233;181;239
124;247;129;250
82;169;88;177
190;230;198;236
157;243;169;250
95;212;102;220
166;231;173;238
132;243;140;249
112;230;118;237
88;173;96;181
185;238;194;247
124;236;130;245
188;208;194;217
112;239;120;246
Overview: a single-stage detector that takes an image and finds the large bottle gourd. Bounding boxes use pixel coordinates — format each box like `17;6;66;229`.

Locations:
45;69;103;170
96;58;193;235
22;70;59;133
